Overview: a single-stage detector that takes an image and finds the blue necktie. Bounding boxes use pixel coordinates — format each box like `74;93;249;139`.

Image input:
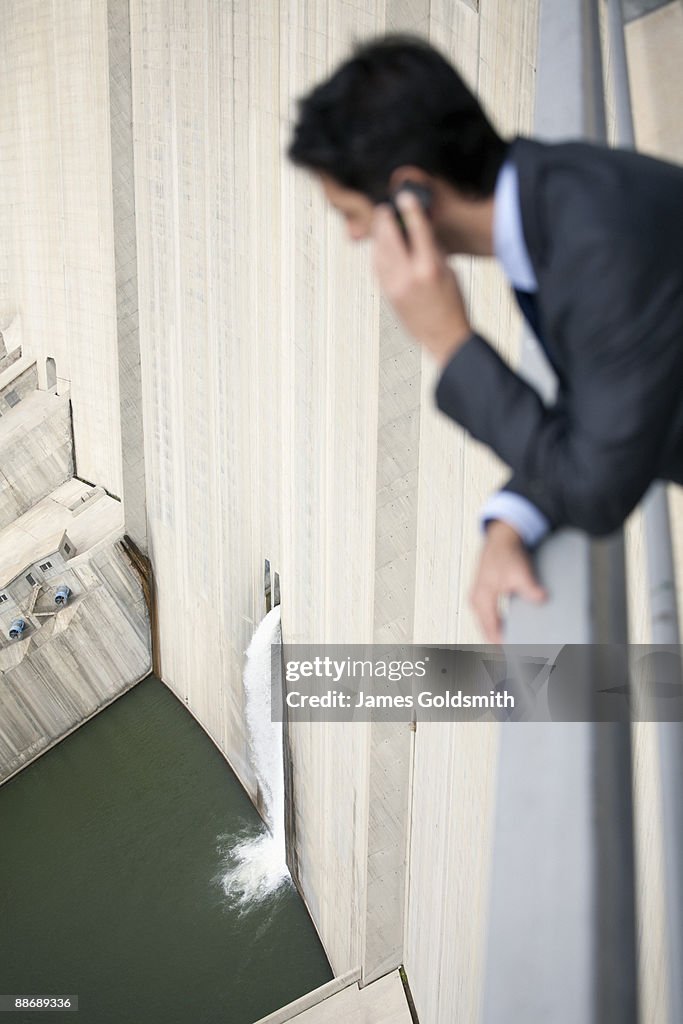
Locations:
513;288;560;375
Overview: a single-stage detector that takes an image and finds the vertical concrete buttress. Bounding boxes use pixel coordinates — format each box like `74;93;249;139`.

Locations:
361;0;430;986
107;0;148;551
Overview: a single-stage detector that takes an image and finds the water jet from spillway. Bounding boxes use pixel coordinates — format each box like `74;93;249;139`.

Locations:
216;606;291;911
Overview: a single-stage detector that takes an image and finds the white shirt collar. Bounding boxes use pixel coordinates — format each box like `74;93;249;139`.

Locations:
493;158;538;292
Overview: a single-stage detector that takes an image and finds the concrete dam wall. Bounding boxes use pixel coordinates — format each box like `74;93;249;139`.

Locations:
125;4;540;1012
3;1;683;1022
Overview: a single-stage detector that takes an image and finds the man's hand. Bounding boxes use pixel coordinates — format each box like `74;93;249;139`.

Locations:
470;521;548;643
370;190;471;366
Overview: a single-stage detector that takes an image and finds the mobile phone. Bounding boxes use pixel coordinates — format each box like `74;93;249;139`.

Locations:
387;181;433;245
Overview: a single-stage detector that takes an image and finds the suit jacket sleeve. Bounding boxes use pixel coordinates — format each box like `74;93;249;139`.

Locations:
434;244;683;536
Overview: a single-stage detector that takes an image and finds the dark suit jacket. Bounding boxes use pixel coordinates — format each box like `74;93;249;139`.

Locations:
434;136;683;537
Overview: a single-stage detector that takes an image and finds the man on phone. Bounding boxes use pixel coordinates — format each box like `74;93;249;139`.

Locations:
287;33;683;642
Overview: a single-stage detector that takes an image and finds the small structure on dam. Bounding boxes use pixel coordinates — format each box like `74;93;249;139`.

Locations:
0;527;77;626
0;354;152;785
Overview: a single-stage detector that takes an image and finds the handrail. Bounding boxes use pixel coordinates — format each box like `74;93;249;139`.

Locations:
483;2;639;1021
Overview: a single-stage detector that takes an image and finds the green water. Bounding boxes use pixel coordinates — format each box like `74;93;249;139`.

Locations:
0;676;332;1023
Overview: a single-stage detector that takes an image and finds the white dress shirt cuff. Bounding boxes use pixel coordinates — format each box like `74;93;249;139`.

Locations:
480;491;551;548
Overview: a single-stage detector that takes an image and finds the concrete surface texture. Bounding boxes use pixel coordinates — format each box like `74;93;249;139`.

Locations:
0;391;73;530
0;443;151;784
623;0;675;23
0;290;151;785
253;968;413;1024
125;5;538;1013
0;533;152;784
0;359;39;406
0;0;123;500
0;479;123;588
2;1;682;1023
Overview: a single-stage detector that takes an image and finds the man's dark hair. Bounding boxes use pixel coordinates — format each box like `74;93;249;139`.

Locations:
287;33;508;202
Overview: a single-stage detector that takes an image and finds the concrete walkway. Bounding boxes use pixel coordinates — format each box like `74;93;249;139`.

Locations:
253;969;414;1024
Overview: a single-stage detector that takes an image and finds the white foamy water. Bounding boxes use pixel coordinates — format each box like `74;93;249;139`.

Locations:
216;606;291;911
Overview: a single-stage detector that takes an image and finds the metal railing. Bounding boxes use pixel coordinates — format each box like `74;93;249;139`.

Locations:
484;1;682;1021
607;5;683;1021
